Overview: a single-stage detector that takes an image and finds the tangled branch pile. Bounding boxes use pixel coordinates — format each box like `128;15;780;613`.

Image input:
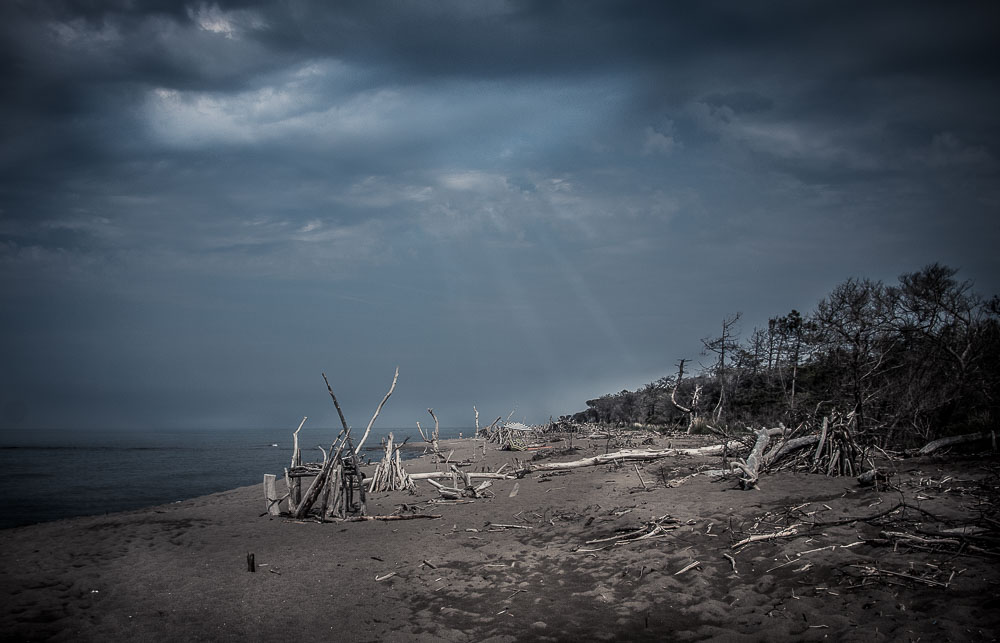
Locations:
368;433;415;493
762;412;863;477
486;421;541;451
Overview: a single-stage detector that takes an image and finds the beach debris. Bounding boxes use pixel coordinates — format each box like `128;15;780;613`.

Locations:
674;561;701;576
416;409;442;462
849;564;953;588
759;412;864;479
289;416;307;508
722;553;738;574
367;432;415;493
633;463;649;490
731;525;803;549
857;469;889;487
247;552;256;573
730;428;769;489
529;449;677;471
343;514;442;522
269;373;379;521
352;367;399;455
375;572;397;582
917;430;992;456
405;470;516;482
487;523;532;531
424;468;496;500
580;515;677;550
263;474;285;516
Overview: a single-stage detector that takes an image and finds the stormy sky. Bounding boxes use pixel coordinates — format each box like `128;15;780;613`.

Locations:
1;1;998;431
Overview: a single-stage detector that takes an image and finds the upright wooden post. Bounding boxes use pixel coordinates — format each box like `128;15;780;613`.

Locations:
263;474;281;516
291;416;306;508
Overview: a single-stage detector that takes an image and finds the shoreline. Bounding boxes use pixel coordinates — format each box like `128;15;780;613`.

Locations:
0;427;469;531
2;433;998;641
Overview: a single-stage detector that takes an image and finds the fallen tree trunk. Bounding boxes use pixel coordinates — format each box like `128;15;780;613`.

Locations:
365;471;517;485
764;434;821;466
732;428;770;489
342;514;442;522
532;448;681;471
918;431;988;456
528;433;790;472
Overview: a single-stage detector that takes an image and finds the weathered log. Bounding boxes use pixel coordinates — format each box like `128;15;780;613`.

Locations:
811;417;829;471
342;514;442;522
732;428;770;489
918;431;988;455
857;469;888;487
764;434;821;466
399;471;517;482
731;524;801;548
531;449;675;470
528;437;783;473
426;479;462;499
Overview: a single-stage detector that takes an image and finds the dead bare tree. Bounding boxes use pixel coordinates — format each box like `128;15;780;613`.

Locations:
671;358;703;434
702;312;742;423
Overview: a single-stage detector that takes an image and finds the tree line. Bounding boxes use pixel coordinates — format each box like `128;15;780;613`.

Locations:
566;264;999;447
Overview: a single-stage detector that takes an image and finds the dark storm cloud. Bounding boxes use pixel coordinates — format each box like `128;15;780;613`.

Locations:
1;1;998;429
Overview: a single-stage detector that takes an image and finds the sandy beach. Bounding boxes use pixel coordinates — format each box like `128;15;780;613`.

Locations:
2;433;998;642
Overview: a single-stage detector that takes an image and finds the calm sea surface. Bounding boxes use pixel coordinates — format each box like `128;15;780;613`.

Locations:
0;426;468;529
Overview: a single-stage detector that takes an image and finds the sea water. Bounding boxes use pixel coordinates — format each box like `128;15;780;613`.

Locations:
0;426;468;529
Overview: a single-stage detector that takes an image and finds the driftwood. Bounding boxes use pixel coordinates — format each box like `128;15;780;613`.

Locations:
674;561;701;576
530;444;744;472
263;474;285;516
342;514;442;522
487;420;541;451
754;413;862;479
850;564;953;588
293;436;347;519
732;525;802;548
368;432;415;492
582;516;677;548
405;471;517;482
425;469;495;499
764;434;820;466
293;374;369;519
918;431;989;455
857;469;889;487
532;449;672;470
732;429;770;489
354;367;399;455
812;417;829;468
293;444;337;519
416;408;442;460
290;416;306;508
